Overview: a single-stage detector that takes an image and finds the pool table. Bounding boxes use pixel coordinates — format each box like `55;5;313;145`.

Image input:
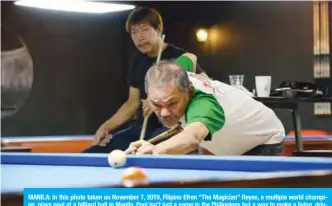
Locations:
1;135;93;153
2;153;332;205
2;135;332;156
283;135;332;156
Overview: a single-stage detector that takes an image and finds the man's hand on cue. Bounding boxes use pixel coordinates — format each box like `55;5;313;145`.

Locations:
125;140;162;155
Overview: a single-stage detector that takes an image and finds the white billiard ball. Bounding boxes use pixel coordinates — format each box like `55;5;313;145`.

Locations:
108;149;127;168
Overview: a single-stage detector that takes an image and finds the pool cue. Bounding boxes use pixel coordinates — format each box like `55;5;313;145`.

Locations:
139;34;166;140
148;123;183;144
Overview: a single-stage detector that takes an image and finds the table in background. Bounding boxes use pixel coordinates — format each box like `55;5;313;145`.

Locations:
254;97;332;152
283;135;332;156
2;153;332;205
1;135;93;153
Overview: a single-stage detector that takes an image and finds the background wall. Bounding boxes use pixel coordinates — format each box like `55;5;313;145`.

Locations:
1;1;331;136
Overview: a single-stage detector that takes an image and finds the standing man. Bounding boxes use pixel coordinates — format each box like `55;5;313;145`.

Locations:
125;55;285;156
83;7;206;153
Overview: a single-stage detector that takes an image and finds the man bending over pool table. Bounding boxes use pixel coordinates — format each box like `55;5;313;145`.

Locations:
83;7;207;153
125;55;286;156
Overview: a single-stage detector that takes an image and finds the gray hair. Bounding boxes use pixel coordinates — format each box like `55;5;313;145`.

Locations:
145;60;190;94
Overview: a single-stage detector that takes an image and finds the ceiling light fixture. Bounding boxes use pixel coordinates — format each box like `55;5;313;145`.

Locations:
14;0;135;14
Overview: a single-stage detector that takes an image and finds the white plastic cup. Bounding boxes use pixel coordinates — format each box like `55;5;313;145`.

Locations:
255;76;271;97
229;75;244;86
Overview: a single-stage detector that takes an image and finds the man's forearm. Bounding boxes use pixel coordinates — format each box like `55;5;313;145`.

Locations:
102;101;139;132
153;122;209;154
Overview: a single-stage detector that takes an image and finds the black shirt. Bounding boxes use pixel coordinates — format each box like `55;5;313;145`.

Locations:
127;44;204;129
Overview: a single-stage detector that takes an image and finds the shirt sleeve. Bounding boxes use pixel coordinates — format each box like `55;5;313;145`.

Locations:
174;55;194;72
185;91;225;136
168;44;205;74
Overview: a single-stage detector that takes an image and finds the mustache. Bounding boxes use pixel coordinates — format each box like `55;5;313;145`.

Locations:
158;116;179;124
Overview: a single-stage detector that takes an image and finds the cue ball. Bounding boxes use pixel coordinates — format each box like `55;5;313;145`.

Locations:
108;150;126;168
